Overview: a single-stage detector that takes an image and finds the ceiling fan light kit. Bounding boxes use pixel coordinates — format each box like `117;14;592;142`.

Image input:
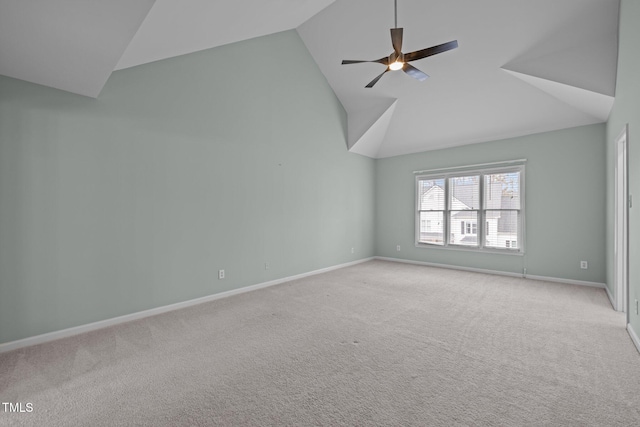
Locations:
342;0;458;88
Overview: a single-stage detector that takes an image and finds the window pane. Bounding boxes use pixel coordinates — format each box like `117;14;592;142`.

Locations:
450;176;479;210
485;210;519;249
418;178;445;210
450;211;478;246
419;211;444;245
485;172;520;209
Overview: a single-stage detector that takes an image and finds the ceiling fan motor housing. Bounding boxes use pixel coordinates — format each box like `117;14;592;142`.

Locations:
390;51;404;65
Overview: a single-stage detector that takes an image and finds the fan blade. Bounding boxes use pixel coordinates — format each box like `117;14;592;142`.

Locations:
403;63;429;81
391;28;403;56
342;57;389;65
365;70;389;88
404;40;458;62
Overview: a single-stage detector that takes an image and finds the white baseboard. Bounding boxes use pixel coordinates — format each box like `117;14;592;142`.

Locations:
0;257;375;354
605;285;616;310
375;256;524;279
375;256;606;289
524;274;605;289
628;323;640;354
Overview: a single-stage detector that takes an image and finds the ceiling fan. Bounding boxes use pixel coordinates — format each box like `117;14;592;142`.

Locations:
342;0;458;88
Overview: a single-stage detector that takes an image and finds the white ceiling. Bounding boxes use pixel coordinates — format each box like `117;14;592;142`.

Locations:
0;0;620;158
0;0;155;98
114;0;336;70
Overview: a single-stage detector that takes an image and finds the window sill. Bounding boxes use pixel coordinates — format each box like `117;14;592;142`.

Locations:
415;242;525;256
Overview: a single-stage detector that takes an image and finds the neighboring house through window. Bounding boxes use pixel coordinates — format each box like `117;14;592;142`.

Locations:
415;162;525;253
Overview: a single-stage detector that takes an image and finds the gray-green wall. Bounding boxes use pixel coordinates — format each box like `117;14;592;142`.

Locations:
607;0;640;332
0;30;376;344
3;11;636;345
375;124;607;284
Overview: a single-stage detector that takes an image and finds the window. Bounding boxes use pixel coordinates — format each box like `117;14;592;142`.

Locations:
463;221;477;235
417;178;445;245
416;163;524;253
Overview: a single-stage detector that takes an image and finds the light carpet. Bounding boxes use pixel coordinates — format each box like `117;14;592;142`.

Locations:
1;260;639;426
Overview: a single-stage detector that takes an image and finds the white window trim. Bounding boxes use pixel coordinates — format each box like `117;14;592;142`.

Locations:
415;163;526;255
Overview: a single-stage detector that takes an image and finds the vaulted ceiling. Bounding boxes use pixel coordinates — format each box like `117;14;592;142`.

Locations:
0;0;620;158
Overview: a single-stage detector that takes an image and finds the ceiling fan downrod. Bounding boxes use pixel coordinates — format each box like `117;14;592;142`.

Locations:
394;0;398;28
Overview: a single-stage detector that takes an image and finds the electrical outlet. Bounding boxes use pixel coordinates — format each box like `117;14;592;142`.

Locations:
264;262;269;270
636;299;638;315
218;269;225;279
351;247;355;254
397;245;401;251
580;261;588;269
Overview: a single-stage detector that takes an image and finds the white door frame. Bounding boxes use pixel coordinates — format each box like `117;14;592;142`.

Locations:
614;124;629;318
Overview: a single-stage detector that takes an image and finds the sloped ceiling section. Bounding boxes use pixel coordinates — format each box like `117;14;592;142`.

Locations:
297;0;620;158
349;100;398;158
0;0;619;157
502;70;615;122
501;3;618;122
0;0;156;98
115;0;336;70
0;0;335;98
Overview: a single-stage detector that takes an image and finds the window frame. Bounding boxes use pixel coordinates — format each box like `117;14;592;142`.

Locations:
415;163;525;255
